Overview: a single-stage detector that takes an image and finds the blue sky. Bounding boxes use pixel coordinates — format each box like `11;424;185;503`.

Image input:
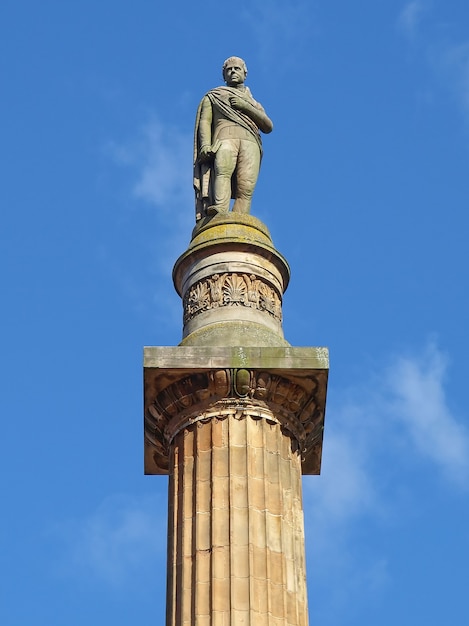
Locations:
1;0;469;624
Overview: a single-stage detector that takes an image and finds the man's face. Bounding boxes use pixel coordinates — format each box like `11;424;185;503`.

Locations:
224;61;246;86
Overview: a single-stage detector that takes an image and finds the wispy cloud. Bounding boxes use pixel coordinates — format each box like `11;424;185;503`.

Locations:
109;117;193;219
305;340;467;619
432;42;469;117
104;117;194;328
306;341;468;531
53;493;166;587
304;384;383;596
134;122;191;211
304;402;385;612
398;0;428;40
306;414;376;530
385;343;469;485
397;2;469;121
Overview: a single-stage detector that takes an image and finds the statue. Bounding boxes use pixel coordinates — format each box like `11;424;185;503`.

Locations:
194;57;273;222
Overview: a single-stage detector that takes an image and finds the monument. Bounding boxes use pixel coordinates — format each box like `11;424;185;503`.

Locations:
194;56;273;222
144;57;329;625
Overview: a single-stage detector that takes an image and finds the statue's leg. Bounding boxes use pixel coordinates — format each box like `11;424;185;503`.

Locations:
232;140;260;214
212;140;237;213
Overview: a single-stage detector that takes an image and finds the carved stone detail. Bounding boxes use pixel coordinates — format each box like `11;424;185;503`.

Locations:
183;273;282;324
144;368;324;469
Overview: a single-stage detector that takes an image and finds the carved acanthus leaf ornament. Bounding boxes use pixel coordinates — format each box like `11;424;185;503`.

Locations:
183;273;282;324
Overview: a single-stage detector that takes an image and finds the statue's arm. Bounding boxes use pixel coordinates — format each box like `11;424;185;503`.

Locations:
229;96;273;134
198;97;213;159
246;103;273;134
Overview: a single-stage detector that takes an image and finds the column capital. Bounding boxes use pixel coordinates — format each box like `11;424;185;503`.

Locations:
144;346;329;476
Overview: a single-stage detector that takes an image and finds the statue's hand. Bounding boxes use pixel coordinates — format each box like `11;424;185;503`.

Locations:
229;96;247;111
199;145;213;162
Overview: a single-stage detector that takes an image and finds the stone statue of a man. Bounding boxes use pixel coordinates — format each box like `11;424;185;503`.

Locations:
193;57;273;222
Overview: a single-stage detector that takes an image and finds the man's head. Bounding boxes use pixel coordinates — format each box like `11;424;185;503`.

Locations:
222;56;247;86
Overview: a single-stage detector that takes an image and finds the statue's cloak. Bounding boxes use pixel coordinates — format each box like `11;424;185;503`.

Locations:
193;86;263;219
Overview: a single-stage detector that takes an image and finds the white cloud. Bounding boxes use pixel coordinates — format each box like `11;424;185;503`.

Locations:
398;0;428;40
54;493;167;587
132;121;192;211
104;117;194;327
306;342;467;534
433;42;469;117
304;407;383;605
109;119;192;209
304;341;467;619
385;343;469;485
397;3;469;122
305;410;376;531
120;118;194;297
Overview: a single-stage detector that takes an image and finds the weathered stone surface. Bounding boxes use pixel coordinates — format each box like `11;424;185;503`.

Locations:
173;215;290;346
165;415;310;626
193;58;273;222
144;345;328;370
144;346;328;476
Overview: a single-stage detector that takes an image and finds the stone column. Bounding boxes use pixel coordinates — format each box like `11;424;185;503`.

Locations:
144;215;328;625
168;413;307;626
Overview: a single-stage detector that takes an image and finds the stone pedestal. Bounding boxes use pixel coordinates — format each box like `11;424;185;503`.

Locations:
172;214;290;348
144;215;329;625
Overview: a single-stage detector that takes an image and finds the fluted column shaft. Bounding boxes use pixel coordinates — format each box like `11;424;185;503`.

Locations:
166;411;309;626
